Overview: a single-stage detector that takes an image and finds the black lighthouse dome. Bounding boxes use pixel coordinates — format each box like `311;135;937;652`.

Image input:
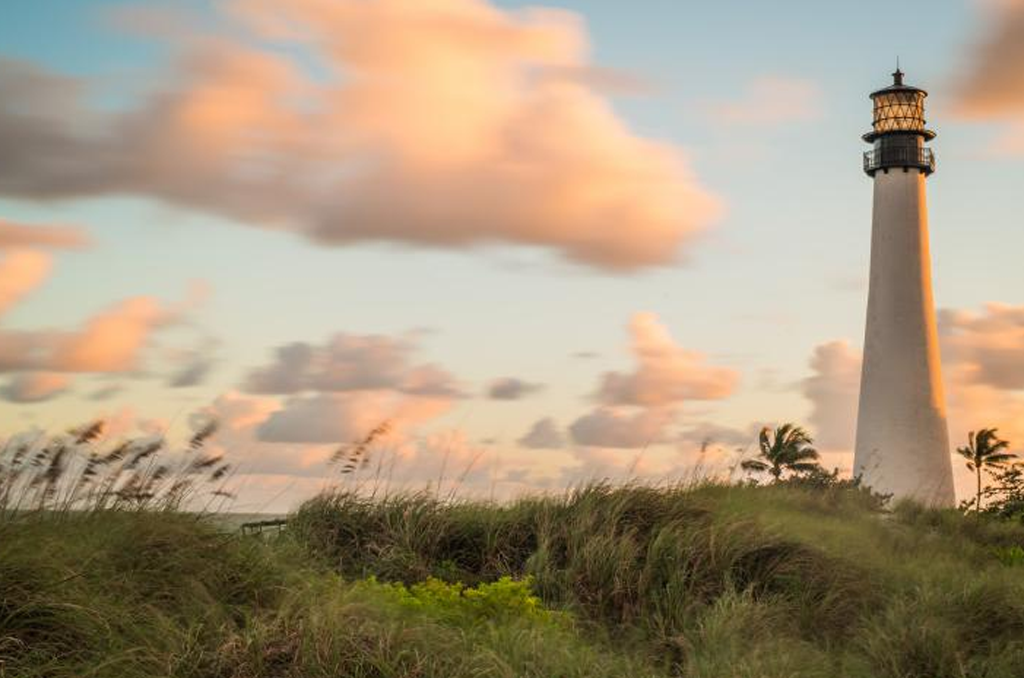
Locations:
863;68;936;176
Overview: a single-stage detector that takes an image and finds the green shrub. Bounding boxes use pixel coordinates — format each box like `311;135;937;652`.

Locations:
995;545;1024;567
368;575;556;625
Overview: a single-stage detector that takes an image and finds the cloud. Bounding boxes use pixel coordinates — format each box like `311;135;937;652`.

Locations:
954;0;1024;117
678;421;757;451
0;219;89;249
937;303;1024;463
0;0;724;270
801;340;861;451
187;392;342;480
0;218;92;317
596;312;738;407
0;0;720;270
51;297;177;372
187;389;473;496
257;390;452;444
87;382;125;401
488;377;544;400
0;293;191;374
396;429;491;490
227;328;463;455
952;0;1024;151
569;406;675;448
0;371;71;403
704;76;822;126
0;214;208;389
939;303;1024;390
801;306;1024;496
0;218;93;319
168;355;215;388
243;333;461;397
518;417;564;448
165;337;219;388
0;249;52;318
567;312;738;449
946;383;1024;461
194;391;282;433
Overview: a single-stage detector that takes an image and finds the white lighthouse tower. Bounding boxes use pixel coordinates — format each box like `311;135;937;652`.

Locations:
853;68;955;506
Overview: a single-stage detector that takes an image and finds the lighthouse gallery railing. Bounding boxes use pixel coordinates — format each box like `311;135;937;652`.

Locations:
863;147;935;175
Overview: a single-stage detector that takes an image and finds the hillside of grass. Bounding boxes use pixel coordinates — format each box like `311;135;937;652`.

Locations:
5;483;1024;677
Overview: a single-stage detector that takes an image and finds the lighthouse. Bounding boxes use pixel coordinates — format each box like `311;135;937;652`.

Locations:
853;69;955;506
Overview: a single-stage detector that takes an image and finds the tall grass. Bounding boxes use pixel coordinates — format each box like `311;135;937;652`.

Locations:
0;509;664;677
6;427;1024;678
290;482;1024;677
0;420;230;517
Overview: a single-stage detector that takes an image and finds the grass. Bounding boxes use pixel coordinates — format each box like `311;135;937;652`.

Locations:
5;480;1024;677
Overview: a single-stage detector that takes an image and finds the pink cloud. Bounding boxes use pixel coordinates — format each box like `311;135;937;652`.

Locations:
488;377;544;400
569;406;675;448
951;0;1024;152
597;312;739;407
0;371;70;403
0;218;202;393
568;312;739;449
0;219;89;249
183;388;482;500
244;332;462;397
954;0;1024;117
518;417;565;449
0;292;197;377
801;340;861;451
0;218;92;317
192;390;282;433
0;0;720;270
256;390;451;444
49;297;174;372
0;249;51;318
939;303;1024;390
803;305;1024;499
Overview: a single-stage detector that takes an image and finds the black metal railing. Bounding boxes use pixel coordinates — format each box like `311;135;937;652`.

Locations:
240;518;288;536
863;147;935;176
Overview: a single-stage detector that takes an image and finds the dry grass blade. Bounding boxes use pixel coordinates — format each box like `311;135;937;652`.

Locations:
189;420;218;450
189;454;223;473
70;420;105;445
123;441;164;470
330;421;392;475
1;419;228;514
99;441;131;465
210;463;231;481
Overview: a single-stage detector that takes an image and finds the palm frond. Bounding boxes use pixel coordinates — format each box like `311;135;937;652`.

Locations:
740;459;769;473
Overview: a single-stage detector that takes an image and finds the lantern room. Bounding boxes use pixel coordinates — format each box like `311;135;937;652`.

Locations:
863;69;936;176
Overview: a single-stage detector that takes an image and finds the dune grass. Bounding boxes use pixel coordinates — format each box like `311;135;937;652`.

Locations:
291;482;1024;677
4;482;1024;677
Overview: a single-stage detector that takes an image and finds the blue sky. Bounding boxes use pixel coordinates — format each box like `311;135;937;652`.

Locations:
1;0;1022;511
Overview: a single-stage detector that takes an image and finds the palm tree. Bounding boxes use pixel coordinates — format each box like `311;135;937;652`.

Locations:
958;428;1017;512
741;424;821;482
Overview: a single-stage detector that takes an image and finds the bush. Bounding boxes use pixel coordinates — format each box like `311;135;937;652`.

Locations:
368;575;556;625
777;467;892;512
994;545;1024;567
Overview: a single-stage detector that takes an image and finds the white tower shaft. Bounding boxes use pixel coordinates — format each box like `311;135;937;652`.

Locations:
854;168;954;506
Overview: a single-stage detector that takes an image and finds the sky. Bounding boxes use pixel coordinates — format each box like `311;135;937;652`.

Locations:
1;0;1023;512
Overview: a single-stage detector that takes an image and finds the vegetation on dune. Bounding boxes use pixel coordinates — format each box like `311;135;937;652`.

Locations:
0;419;229;517
7;480;1024;677
6;421;1024;677
739;424;821;481
958;428;1018;513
